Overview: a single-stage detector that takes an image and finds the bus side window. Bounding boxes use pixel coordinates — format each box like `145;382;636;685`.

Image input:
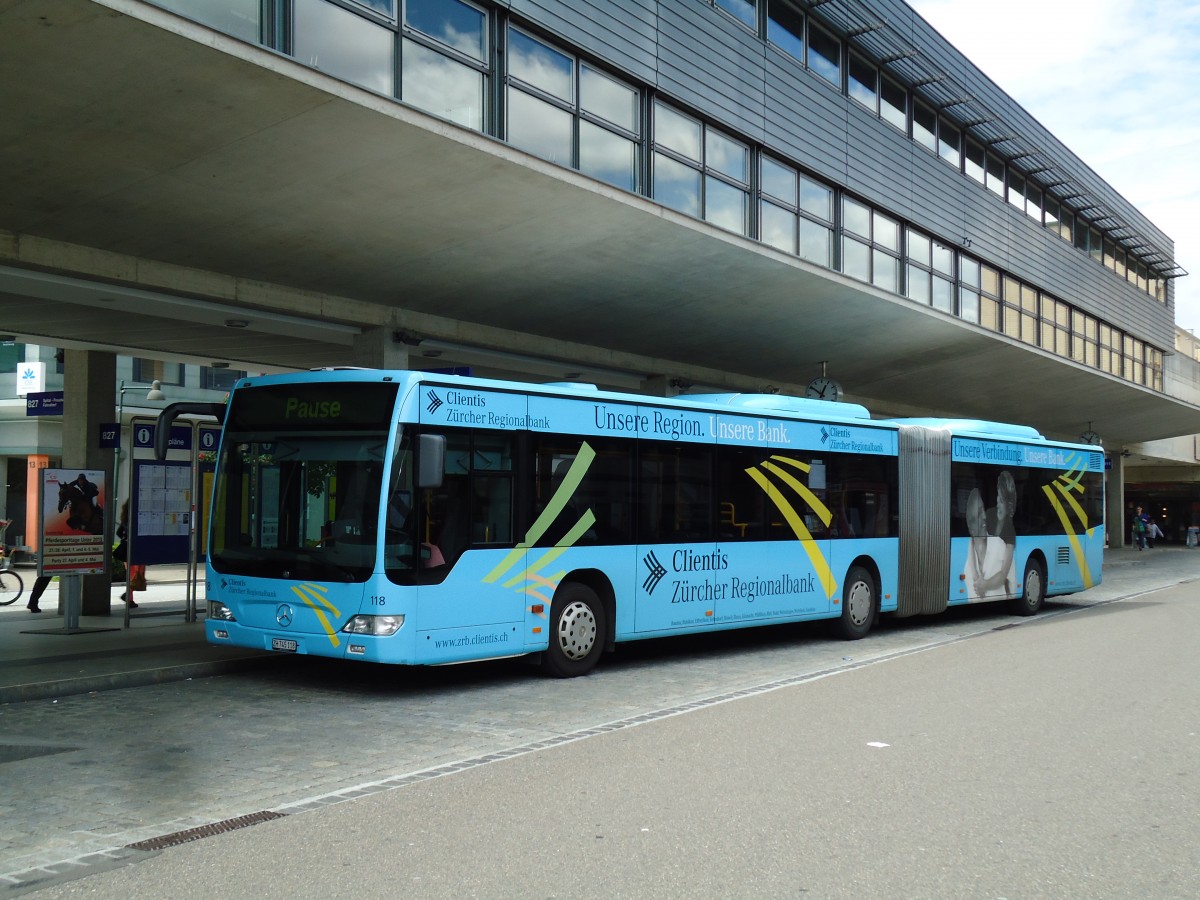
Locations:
638;442;713;543
422;432;515;566
473;475;512;544
533;438;633;546
716;446;771;540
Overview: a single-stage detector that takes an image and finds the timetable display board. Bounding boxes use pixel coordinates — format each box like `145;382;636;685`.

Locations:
129;460;192;566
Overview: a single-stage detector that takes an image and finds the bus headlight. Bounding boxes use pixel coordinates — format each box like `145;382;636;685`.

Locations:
207;600;236;621
342;614;405;636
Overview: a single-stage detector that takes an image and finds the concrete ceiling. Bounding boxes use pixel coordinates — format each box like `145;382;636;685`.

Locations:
3;0;1199;450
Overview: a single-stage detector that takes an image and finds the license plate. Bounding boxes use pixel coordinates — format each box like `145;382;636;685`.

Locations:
271;638;298;652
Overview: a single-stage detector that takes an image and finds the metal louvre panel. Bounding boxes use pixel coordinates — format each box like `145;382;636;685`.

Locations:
896;425;951;616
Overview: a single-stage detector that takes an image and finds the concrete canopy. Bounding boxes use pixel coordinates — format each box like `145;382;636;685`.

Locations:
3;0;1199;449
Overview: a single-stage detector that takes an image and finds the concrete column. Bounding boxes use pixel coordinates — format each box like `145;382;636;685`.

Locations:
352;327;412;370
62;349;117;614
1106;451;1126;548
645;375;688;398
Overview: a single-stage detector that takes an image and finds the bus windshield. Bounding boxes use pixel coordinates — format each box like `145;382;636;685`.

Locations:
210;380;399;582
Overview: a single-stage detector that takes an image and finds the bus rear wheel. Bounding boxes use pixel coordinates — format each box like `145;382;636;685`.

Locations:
1010;558;1045;616
834;565;876;640
542;582;606;677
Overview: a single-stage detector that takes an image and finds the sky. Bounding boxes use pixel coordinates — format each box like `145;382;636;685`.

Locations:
907;0;1200;335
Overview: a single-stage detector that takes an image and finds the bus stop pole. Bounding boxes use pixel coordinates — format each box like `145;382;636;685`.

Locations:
61;575;82;630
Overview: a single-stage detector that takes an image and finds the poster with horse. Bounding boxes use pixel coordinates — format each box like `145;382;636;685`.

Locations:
39;468;108;576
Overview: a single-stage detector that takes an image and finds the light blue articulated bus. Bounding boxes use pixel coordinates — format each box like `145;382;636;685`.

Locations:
172;369;1104;677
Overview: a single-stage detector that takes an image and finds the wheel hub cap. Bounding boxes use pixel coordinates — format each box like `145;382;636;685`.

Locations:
557;601;597;660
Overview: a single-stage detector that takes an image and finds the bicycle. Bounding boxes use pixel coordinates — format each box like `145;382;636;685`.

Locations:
0;519;24;606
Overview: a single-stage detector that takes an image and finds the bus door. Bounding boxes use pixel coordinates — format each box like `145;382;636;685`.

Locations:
634;440;717;633
412;429;524;633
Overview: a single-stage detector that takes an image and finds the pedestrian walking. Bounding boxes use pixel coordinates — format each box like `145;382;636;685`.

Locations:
1132;506;1150;550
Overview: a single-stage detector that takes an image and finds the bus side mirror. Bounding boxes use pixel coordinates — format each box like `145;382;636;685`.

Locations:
418;434;445;489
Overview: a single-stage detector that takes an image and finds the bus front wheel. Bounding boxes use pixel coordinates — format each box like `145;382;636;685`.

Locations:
834;565;876;640
1010;558;1045;616
543;582;606;677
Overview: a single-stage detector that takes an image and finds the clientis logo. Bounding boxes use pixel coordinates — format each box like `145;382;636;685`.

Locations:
642;548;726;596
642;551;667;594
426;389;443;414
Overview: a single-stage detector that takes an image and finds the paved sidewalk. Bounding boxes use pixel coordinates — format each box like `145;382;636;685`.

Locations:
0;564;274;704
1;547;1197;705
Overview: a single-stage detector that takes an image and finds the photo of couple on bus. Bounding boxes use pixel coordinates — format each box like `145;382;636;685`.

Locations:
963;470;1017;600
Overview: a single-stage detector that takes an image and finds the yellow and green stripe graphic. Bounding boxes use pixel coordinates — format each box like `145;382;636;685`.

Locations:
483;443;597;605
743;455;838;600
1040;453;1097;589
292;582;342;648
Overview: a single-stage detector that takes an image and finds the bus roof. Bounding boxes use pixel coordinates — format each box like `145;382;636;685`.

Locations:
681;393;872;420
884;417;1046;442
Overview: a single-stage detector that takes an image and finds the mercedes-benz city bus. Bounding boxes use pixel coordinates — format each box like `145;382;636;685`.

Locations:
181;369;1103;676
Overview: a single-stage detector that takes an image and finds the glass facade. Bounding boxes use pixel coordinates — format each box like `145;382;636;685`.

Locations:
148;0;1174;393
654;103;749;236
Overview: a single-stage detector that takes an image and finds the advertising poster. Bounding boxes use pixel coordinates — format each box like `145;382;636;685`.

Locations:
39;468;108;576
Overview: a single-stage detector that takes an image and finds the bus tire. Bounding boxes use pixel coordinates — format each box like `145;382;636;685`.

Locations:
1010;558;1045;616
542;582;606;677
834;565;876;640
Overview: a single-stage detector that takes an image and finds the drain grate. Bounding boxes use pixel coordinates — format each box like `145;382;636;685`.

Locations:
126;810;287;851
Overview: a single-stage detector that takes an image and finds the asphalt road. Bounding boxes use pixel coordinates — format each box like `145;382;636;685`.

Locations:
23;576;1200;898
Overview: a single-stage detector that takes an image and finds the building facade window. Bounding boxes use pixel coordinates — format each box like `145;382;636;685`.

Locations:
653;102;748;236
154;0;265;43
986;152;1005;197
1025;183;1043;223
1007;171;1026;213
880;77;907;132
200;366;247;391
979;263;1002;331
1044;196;1060;236
958;255;981;323
760;157;834;266
505;29;640;190
766;0;805;63
293;0;395;95
905;229;932;305
1148;348;1164;390
964;138;986;184
133;358;182;386
806;22;841;87
402;0;489;131
579;65;641;191
1041;295;1071;358
760;156;798;255
0;340;23;374
912;101;937;153
506;29;574;165
842;197;899;292
1000;277;1037;346
937;118;960;170
848;54;877;112
713;0;757;30
1072;310;1098;367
